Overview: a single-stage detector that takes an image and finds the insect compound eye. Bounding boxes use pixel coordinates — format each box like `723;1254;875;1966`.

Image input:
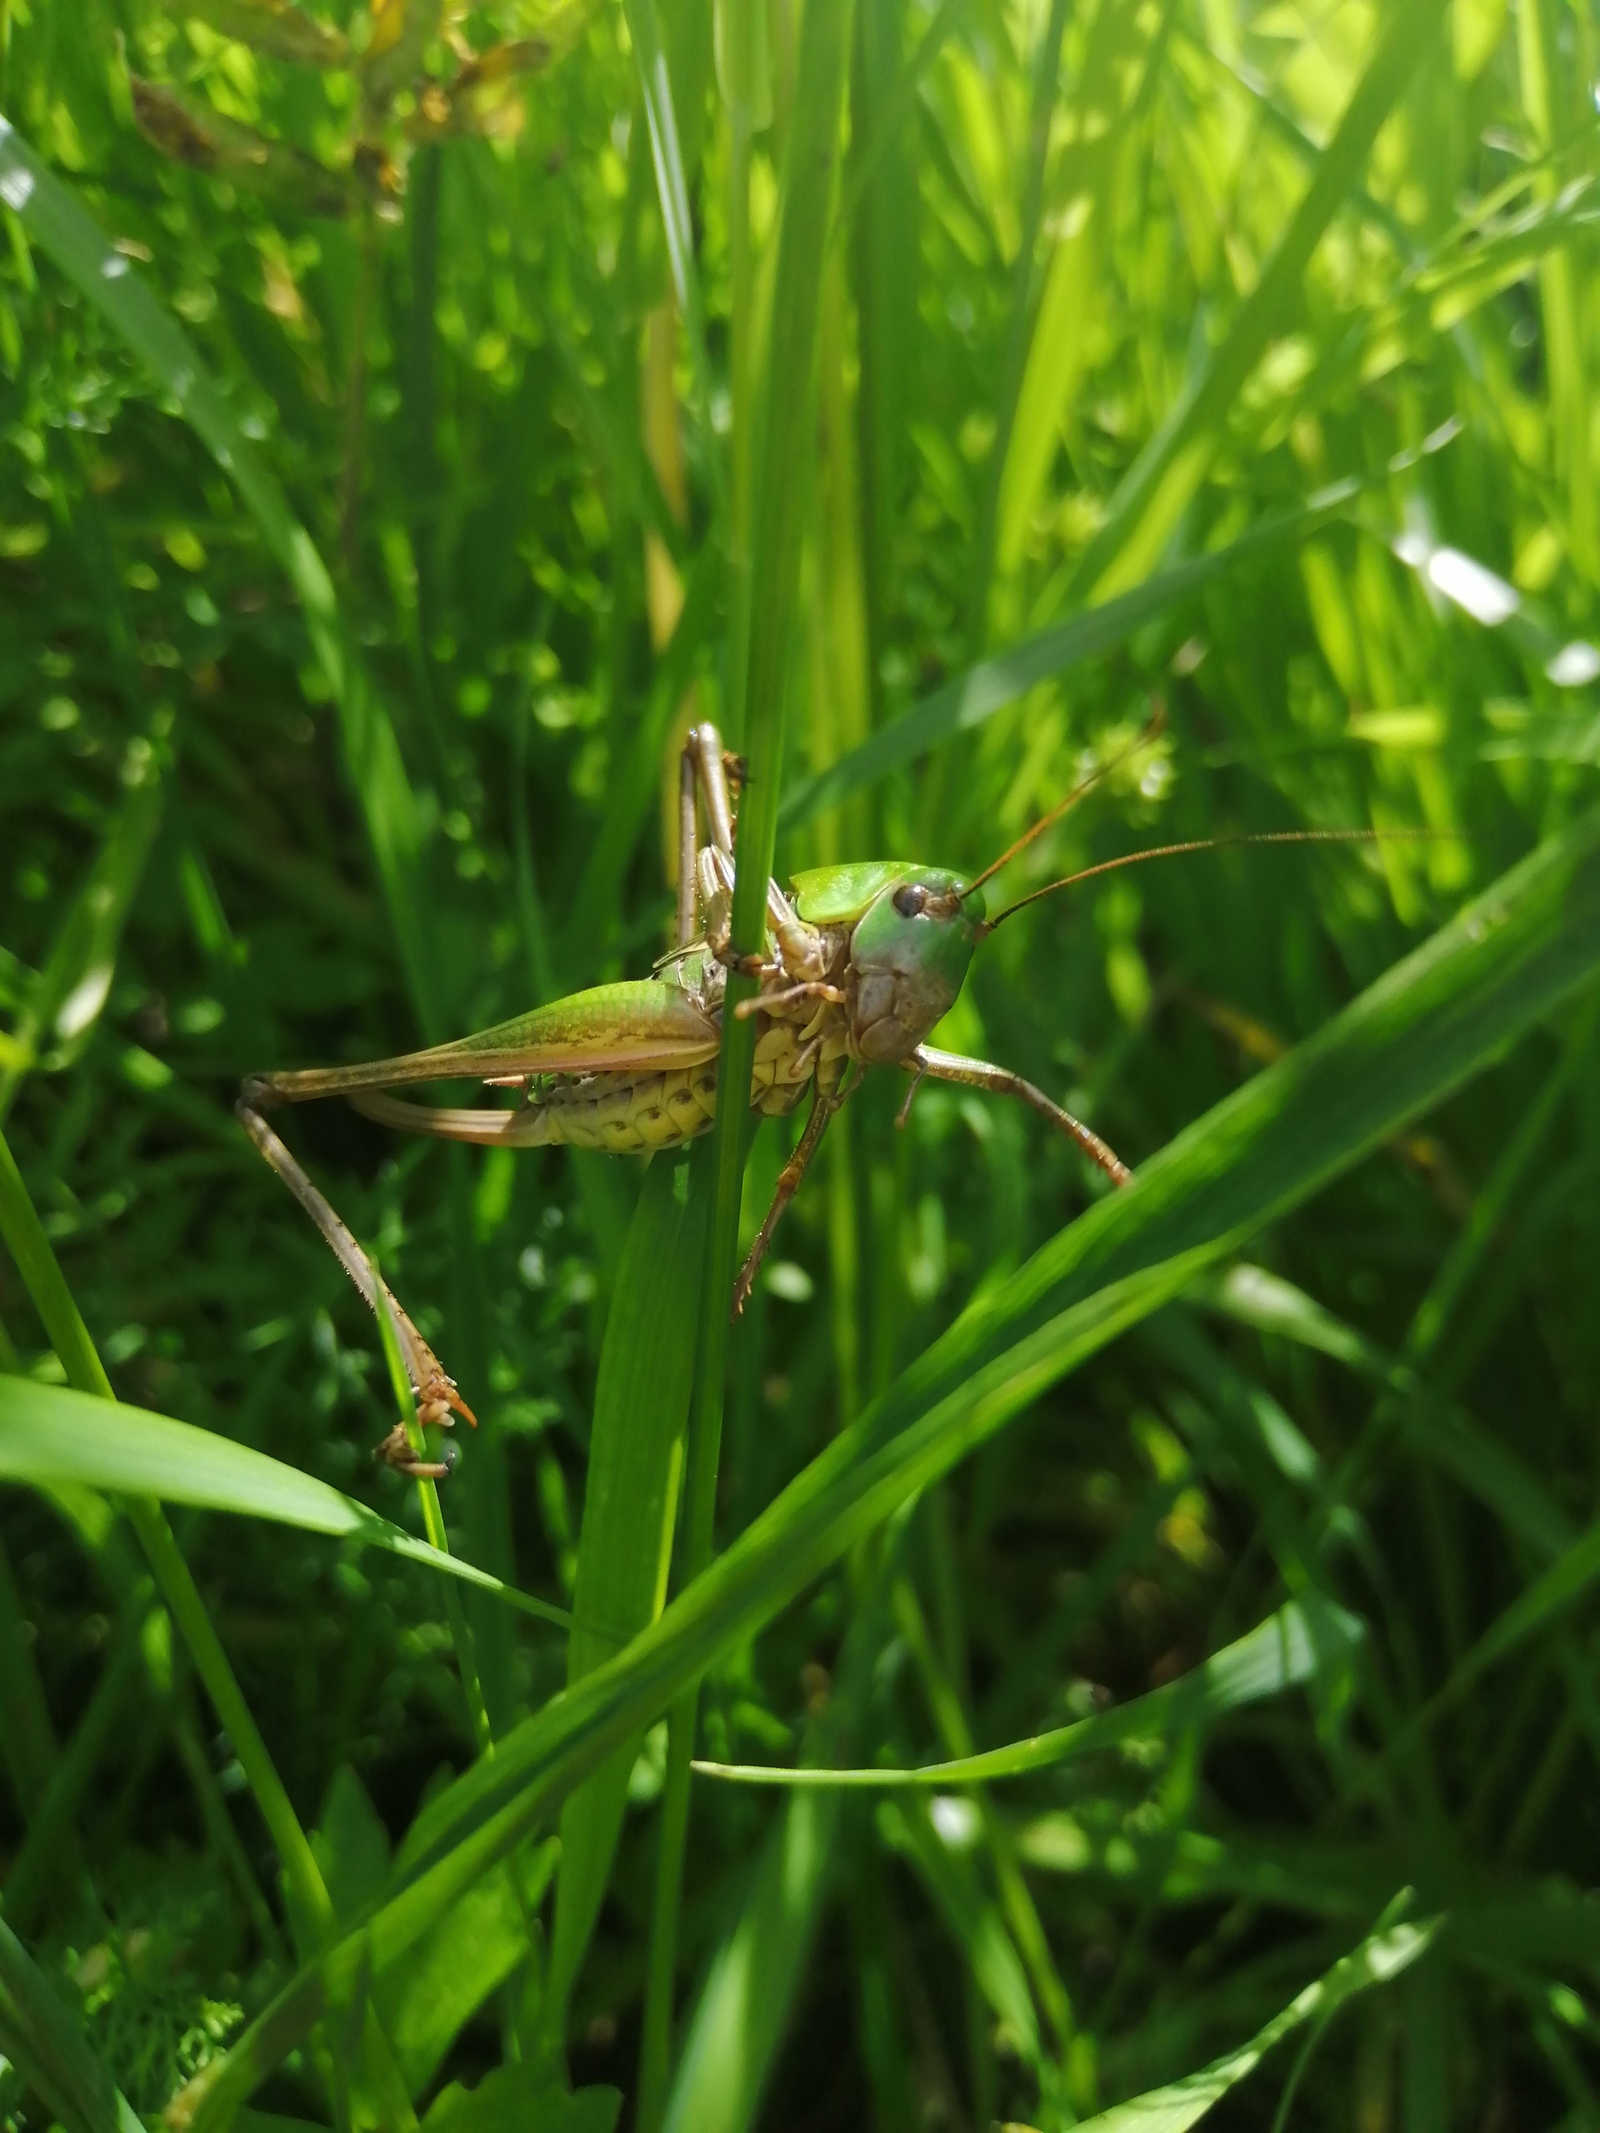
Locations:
893;883;929;919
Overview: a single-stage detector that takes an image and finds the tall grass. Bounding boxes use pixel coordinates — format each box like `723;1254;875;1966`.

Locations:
2;1;1600;2128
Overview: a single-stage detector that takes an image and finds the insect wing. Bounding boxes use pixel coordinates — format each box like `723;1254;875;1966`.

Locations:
259;979;721;1100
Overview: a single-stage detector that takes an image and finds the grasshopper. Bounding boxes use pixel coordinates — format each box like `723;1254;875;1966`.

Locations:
240;713;1385;1477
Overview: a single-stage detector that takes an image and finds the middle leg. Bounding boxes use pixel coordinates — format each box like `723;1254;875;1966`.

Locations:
732;1074;851;1315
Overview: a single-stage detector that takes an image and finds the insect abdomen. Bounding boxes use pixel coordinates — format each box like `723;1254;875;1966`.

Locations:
532;1023;822;1153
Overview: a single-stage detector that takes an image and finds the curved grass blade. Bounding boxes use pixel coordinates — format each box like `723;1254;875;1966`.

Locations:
173;807;1600;2115
0;116;440;1029
1068;1916;1436;2133
689;1597;1361;1786
0;1380;570;1629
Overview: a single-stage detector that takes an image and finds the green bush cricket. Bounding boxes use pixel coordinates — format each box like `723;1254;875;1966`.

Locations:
239;713;1401;1476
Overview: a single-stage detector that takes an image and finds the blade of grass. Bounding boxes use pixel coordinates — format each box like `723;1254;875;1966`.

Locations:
639;0;857;2118
546;1144;707;2049
1069;1915;1437;2133
0;1121;335;1947
690;1596;1360;1784
964;0;1073;643
988;0;1170;604
661;1564;894;2133
1190;1265;1576;1563
0;1377;572;1629
622;0;723;529
0;733;164;1124
371;1267;496;1754
1;1587;152;1933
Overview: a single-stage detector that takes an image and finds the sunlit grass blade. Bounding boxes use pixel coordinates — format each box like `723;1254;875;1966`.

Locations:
1064;0;1451;603
987;0;1164;612
0;1378;571;1628
689;1596;1361;1785
621;0;722;525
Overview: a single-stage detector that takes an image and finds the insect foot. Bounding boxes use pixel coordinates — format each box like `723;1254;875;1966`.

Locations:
373;1421;458;1482
418;1373;478;1432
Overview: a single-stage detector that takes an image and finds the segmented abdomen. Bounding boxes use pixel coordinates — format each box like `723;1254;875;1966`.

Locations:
529;1020;838;1153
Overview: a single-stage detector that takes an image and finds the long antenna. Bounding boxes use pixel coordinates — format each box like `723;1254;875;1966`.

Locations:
977;827;1451;936
963;702;1167;898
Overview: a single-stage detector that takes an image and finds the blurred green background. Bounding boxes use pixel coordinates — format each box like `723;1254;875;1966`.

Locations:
3;0;1600;2126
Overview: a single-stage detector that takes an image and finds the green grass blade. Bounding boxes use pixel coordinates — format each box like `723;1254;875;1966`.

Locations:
1420;1516;1600;1722
644;0;857;2118
689;1596;1361;1785
662;1585;890;2133
1192;1267;1577;1562
547;1146;707;2041
0;115;442;1028
989;0;1167;605
1064;0;1451;604
377;1870;535;2099
1069;1918;1437;2133
622;0;722;525
0;1379;571;1629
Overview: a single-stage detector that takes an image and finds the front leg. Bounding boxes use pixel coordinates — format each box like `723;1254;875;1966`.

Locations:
237;1088;477;1462
899;1046;1132;1187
